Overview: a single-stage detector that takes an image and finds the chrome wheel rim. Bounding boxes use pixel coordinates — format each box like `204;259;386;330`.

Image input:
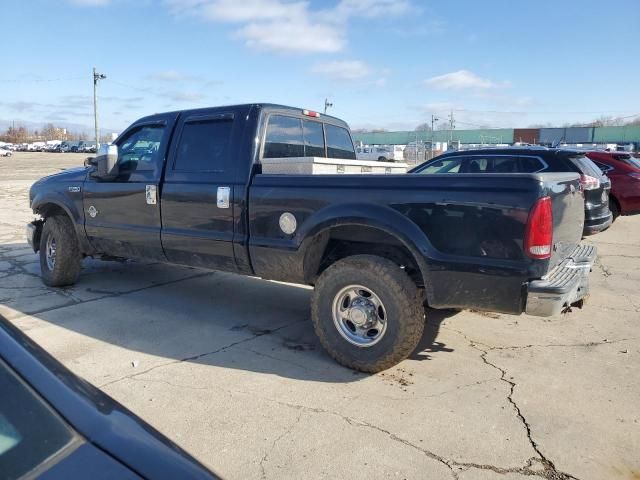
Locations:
332;285;387;347
45;235;56;270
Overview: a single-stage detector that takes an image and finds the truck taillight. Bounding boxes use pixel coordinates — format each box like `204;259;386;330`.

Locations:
524;196;553;260
303;109;320;117
579;174;600;190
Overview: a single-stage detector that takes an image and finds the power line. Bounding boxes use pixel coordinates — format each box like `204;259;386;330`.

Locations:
0;76;84;83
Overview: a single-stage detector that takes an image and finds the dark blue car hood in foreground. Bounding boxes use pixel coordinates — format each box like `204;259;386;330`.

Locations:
0;316;218;480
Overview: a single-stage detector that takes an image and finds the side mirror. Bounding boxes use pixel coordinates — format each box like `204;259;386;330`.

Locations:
84;156;98;167
91;144;119;180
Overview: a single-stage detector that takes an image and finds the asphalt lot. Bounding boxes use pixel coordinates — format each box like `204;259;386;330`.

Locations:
1;152;639;480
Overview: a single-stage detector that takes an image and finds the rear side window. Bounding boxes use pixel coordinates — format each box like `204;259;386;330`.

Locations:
490;157;519;173
459;157;489;173
303;120;325;157
174;119;233;172
264;115;304;158
519;156;546;173
569;155;606;178
325;124;356;159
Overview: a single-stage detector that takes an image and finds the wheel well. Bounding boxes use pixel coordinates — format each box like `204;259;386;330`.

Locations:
304;225;423;287
37;203;68;219
609;194;621;211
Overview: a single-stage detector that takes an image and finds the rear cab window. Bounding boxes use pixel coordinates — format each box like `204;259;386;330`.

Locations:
262;113;355;161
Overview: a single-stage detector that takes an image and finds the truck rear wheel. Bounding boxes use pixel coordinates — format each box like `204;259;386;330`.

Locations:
39;215;82;287
311;255;425;373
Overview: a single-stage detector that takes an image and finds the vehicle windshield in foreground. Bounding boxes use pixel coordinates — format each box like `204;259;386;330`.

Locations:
0;359;77;478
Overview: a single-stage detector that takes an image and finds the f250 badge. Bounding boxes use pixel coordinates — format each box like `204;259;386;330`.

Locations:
68;186;81;193
88;206;98;218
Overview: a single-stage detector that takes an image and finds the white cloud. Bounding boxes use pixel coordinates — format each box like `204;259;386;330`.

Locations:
425;70;504;90
147;70;197;82
238;20;344;53
68;0;110;5
166;0;412;54
331;0;412;18
311;60;371;81
163;91;206;102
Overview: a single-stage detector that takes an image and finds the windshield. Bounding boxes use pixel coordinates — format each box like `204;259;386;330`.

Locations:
0;359;76;478
613;153;640;169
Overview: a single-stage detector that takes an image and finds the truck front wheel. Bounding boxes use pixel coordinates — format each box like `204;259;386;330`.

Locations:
311;255;425;373
39;215;82;287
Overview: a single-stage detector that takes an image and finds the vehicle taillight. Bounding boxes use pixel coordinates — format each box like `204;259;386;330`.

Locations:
524;196;553;260
579;174;600;190
303;109;320;118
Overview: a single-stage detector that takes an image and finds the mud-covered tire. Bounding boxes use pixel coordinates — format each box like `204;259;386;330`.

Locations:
39;215;82;287
311;255;425;373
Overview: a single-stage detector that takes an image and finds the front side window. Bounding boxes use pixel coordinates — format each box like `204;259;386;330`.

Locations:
116;124;165;174
264;115;304;158
325;124;356;159
174;119;233;172
414;157;463;174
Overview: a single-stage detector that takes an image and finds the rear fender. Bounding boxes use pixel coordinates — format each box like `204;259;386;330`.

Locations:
297;203;437;301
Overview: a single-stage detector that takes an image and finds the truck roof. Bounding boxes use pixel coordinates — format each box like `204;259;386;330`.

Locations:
134;103;350;129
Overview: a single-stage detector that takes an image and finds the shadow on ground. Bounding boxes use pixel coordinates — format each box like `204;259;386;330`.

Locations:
1;242;457;384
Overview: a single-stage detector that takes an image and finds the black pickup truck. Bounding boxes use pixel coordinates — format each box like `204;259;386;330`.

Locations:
27;103;596;372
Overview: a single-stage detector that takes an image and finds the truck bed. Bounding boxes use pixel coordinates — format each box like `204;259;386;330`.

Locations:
247;172;584;314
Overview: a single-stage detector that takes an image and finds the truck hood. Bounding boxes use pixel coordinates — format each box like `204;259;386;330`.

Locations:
36;166;88;183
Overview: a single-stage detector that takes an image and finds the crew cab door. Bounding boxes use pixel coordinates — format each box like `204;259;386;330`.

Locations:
83;118;174;260
160;109;241;271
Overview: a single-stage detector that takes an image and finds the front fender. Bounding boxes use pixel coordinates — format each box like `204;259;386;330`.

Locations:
31;191;82;224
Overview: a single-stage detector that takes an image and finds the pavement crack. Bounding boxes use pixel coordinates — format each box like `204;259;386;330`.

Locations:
8;271;215;319
259;411;302;479
98;319;306;389
470;343;580;480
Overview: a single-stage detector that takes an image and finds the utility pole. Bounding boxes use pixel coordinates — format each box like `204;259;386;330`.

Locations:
431;114;439;159
324;98;333;115
93;67;107;148
448;109;455;144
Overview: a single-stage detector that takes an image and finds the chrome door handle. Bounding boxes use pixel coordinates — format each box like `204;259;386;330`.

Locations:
217;187;230;209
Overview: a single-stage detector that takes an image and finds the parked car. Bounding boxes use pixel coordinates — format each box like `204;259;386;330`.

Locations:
411;147;613;236
586;150;640;219
27;104;596;372
0;148;12;157
356;145;404;162
0;315;218;479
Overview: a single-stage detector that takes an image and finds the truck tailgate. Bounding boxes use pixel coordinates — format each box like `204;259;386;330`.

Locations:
542;173;585;273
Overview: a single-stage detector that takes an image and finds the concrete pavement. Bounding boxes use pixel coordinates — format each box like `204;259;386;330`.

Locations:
1;153;638;479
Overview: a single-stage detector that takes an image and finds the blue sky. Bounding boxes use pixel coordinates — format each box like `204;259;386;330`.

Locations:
1;0;638;134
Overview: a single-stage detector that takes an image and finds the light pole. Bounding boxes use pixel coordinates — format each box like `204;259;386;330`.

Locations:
93;67;107;148
431;114;439;159
324;98;333;114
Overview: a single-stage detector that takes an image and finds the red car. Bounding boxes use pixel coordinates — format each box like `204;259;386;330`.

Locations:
586;151;640;219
